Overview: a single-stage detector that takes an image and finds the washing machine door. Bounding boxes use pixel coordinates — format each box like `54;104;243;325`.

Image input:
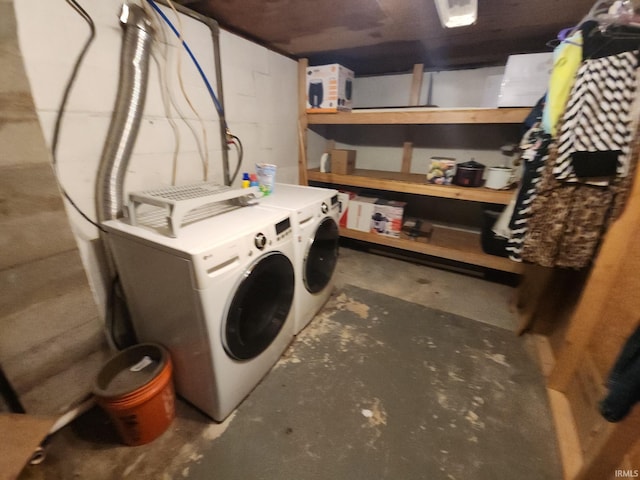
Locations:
224;252;294;360
304;217;339;294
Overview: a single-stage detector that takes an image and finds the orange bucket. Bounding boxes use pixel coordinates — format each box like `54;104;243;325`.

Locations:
93;343;175;446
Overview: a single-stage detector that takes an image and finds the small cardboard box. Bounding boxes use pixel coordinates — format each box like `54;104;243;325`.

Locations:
331;149;357;175
306;63;354;113
427;157;457;185
346;196;378;232
337;190;357;228
370;199;406;238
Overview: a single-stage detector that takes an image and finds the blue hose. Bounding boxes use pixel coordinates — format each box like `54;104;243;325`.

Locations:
146;0;225;118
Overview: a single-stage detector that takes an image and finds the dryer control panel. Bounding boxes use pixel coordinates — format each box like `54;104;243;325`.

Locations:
274;217;292;243
193;216;293;290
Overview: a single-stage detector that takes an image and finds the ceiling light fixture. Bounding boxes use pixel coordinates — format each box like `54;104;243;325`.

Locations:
434;0;478;28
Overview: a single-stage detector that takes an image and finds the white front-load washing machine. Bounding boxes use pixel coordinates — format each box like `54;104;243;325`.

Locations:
103;205;296;421
259;183;340;334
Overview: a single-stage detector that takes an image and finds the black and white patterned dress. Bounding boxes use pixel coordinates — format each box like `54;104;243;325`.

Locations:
506;124;551;262
554;50;638;185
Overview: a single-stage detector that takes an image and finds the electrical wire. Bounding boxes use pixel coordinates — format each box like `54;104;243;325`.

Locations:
146;0;226;122
147;0;245;184
144;1;218;185
142;1;183;185
145;0;211;181
165;0;210;180
53;0;107;233
228;134;243;184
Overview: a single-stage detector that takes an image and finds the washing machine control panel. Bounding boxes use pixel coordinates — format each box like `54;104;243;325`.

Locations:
254;233;267;250
321;202;329;214
253;218;292;250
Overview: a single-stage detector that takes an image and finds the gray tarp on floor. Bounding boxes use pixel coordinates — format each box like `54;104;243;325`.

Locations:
19;284;561;480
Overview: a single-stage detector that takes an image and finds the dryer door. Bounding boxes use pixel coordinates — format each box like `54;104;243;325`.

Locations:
224;252;294;360
303;217;339;294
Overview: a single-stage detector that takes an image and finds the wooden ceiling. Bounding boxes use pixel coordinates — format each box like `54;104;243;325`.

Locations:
179;0;596;75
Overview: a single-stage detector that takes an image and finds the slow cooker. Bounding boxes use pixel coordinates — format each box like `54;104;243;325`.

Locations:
453;159;486;187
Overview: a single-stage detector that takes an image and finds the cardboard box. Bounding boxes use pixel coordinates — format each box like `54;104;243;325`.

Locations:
331;149;357;175
1;414;57;480
306;63;354;113
427;157;456;185
346;196;378;232
370;199;406;238
337;190;356;228
497;53;553;107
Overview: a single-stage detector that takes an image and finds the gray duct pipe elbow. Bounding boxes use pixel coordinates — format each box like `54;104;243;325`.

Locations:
96;4;153;222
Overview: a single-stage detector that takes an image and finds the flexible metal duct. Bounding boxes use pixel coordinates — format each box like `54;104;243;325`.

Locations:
96;4;153;222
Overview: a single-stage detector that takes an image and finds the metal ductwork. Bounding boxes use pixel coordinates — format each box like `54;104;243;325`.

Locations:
96;4;153;222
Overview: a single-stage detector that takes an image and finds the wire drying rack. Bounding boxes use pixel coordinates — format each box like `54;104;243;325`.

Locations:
128;183;259;237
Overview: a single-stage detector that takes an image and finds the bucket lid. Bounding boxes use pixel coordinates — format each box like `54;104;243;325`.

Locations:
94;343;168;399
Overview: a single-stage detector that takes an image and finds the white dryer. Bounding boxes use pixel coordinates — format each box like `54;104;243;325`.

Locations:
103;205;296;421
259;184;340;334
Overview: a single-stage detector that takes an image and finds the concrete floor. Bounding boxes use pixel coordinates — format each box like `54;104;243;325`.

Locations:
334;246;519;331
18;245;554;480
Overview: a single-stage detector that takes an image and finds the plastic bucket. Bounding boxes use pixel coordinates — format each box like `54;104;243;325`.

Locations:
93;343;175;446
255;163;277;195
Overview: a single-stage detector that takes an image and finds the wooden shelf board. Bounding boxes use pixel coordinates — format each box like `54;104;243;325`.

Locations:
339;226;523;274
309;168;515;205
307;107;530;125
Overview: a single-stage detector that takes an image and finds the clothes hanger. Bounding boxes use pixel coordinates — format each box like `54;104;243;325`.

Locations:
545;27;584;49
545;1;613;49
594;0;640;38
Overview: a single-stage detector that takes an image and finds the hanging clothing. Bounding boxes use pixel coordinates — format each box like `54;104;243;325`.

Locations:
554;49;638;186
519;168;613;268
506;124;552;262
580;20;640;60
520;123;639;269
600;324;640;422
542;30;583;137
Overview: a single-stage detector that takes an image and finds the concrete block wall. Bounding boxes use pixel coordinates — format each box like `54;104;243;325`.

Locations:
3;0;298;413
1;1;110;415
352;66;506;109
14;1;299;315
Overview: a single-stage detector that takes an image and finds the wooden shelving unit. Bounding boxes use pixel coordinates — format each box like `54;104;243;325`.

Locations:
308;169;523;275
340;225;522;274
306;107;529;125
307;168;516;205
298;59;527;274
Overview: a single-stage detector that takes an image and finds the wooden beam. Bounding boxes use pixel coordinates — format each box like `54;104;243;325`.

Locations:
548;153;640;392
306;108;529;125
575;408;640;480
298;58;309;185
307;168;514;204
409;63;424;106
547;389;584;480
401;141;413;174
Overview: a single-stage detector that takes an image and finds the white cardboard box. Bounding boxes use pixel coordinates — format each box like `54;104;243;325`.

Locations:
346;196;378;232
306;64;354;113
371;199;406;238
497;53;553;107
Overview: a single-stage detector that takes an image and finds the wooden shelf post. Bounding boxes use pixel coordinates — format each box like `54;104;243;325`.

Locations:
298;58;309;185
